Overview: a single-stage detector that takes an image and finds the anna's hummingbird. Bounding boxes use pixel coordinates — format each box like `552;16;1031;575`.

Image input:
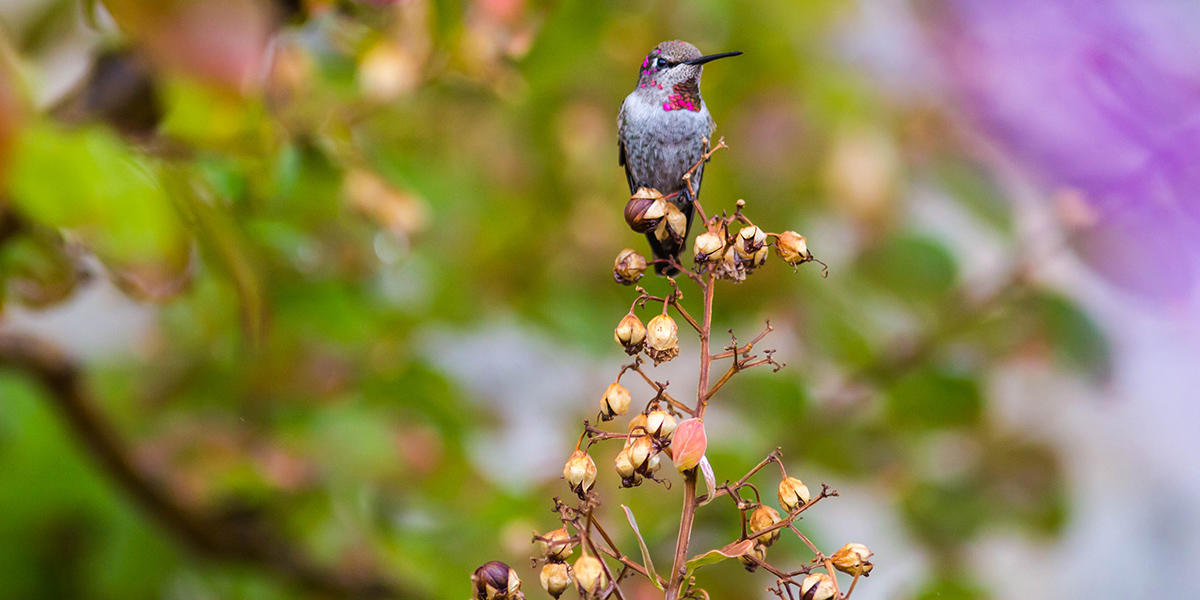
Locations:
618;40;741;275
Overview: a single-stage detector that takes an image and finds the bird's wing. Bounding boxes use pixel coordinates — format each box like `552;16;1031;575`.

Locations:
617;102;637;193
618;139;637;193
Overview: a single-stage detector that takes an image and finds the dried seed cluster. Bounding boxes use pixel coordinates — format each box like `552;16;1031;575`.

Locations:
475;140;866;600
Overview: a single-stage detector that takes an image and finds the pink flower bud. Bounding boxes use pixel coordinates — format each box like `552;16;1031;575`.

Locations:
670;418;707;471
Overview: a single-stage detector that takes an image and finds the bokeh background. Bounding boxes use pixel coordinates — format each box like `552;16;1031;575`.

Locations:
1;1;1198;599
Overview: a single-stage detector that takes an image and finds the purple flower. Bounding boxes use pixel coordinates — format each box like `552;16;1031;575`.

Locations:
928;0;1200;302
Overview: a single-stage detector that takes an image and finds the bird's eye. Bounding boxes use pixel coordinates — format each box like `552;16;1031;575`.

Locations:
653;57;673;70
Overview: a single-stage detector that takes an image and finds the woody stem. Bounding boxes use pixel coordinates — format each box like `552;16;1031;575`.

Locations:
665;274;715;600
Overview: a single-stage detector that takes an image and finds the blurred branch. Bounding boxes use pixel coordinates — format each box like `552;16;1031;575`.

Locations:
0;333;424;600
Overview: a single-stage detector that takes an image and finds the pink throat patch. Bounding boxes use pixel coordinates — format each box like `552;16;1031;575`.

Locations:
662;94;700;112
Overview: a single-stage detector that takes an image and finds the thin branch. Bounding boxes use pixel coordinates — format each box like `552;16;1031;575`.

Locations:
741;484;838;543
787;524;841;599
629;364;695;416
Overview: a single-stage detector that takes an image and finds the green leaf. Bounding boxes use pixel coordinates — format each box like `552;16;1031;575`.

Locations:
936;158;1014;232
620;505;662;590
6;121;189;276
885;368;982;430
1030;292;1111;380
858;235;958;301
684;539;754;575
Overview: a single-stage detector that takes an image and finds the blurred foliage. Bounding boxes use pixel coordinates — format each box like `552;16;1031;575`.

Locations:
0;1;1110;599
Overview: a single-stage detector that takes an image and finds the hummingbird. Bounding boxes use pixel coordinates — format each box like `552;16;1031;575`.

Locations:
618;40;742;275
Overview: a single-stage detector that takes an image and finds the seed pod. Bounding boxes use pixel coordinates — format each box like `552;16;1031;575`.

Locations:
717;246;747;282
614;446;637;478
739;543;768;572
613;248;647;285
778;476;812;513
734;225;767;259
627;412;648;436
540;527;574;562
748;504;782;546
471;561;524;600
654;201;687;243
614;446;643;488
627;434;654;471
644;451;660;475
572;555;606;595
694;230;724;264
613;312;646;354
800;572;836;600
540;562;571;599
562;449;596;497
644;408;677;441
670;418;707;471
749;245;768;269
831;542;874;576
600;382;631;421
625;188;667;233
645;314;679;364
775;230;811;265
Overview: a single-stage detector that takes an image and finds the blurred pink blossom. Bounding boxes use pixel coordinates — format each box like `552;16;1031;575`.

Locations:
928;0;1200;302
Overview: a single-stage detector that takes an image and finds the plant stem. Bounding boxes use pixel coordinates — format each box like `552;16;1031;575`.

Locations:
665;273;716;599
665;470;697;600
696;274;715;419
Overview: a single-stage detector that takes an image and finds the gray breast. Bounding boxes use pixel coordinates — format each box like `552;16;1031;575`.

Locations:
621;96;714;197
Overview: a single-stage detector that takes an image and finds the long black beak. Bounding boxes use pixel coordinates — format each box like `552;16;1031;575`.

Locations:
684;51;743;66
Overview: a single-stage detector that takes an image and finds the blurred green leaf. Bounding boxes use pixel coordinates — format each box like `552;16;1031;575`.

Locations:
900;480;989;546
936;159;1013;232
0;231;78;308
912;575;990;600
885;369;982;430
1029;291;1111;380
6;121;189;282
858;235;958;302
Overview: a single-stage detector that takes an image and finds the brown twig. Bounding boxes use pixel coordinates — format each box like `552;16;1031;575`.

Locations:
787;524;841;598
0;333;421;599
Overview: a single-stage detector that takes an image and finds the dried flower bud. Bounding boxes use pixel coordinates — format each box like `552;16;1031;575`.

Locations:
644;408;677;441
614;446;638;479
749;246;769;269
562;449;596;497
748;504;781;547
734;225;767;259
831;542;874;576
670;418;707;471
472;561;524;600
717;246;747;282
627;413;648;436
775;231;812;265
739;543;768;572
600;383;631;421
625;188;667;233
654;201;687;244
644;451;660;475
572;555;606;595
540;562;572;599
800;573;836;600
613;312;646;354
778;476;811;513
693;230;725;264
613;248;647;285
627;434;655;471
645;314;679;364
540;527;574;561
